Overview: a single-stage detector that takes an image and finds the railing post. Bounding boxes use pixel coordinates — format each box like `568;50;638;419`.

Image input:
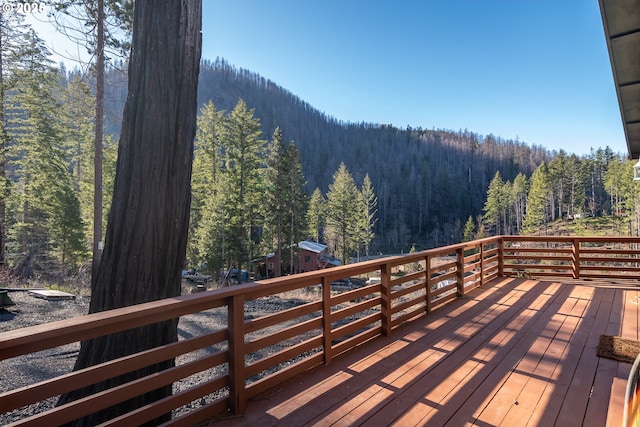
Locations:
425;254;432;314
479;241;485;286
498;237;504;277
381;263;392;336
456;247;465;297
321;275;332;365
228;294;246;414
572;238;580;279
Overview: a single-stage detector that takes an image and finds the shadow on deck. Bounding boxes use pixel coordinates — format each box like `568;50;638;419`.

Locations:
210;277;638;427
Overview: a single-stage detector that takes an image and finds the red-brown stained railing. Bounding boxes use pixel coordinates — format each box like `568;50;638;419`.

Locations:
501;236;640;280
3;235;638;425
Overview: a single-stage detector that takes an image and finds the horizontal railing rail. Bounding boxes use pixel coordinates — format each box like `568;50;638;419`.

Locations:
0;235;638;425
500;235;640;280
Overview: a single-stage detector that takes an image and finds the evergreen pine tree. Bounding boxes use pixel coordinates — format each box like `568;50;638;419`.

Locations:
357;173;377;260
5;29;86;269
511;173;529;234
326;162;358;264
221;99;266;276
282;142;308;273
604;156;637;217
264;127;287;276
483;171;506;235
523;162;551;233
0;10;28;266
307;187;325;243
189;100;224;269
463;215;475;241
57;75;104;242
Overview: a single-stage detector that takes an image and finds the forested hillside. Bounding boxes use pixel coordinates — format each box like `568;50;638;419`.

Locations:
101;55;640;264
4;39;630;278
102;58;555;252
3;7;636;288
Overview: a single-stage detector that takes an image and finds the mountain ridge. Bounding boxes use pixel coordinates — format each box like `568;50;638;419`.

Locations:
105;57;552;251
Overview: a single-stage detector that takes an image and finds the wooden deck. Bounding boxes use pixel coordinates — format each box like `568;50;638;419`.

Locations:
209;277;640;427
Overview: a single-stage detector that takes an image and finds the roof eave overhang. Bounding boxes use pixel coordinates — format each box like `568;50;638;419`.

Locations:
599;0;640;159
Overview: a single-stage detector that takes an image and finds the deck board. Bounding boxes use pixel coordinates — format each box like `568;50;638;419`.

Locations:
441;281;572;427
553;286;616;427
525;286;594;427
622;290;639;341
209;277;639;427
499;287;587;426
361;279;555;426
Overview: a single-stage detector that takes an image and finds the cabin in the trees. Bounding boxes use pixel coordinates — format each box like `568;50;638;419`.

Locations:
252;240;341;278
298;240;341;273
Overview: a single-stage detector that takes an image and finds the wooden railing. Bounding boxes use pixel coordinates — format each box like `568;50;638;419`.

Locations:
1;235;639;425
500;235;640;280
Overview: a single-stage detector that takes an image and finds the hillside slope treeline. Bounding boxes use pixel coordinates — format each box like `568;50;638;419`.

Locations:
1;10;631;279
102;58;552;251
193;58;552;251
99;58;555;252
7;49;626;279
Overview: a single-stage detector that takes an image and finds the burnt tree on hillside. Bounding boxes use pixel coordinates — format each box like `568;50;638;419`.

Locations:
56;1;202;425
102;59;555;252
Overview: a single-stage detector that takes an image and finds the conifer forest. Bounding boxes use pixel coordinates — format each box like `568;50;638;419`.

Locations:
1;17;636;281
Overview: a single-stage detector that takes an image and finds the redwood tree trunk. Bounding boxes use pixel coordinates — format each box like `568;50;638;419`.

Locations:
0;17;6;267
57;1;202;425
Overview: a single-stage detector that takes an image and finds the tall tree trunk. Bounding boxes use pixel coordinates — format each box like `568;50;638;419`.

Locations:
57;1;202;425
92;0;105;280
21;199;27;254
276;220;282;277
290;209;295;274
0;18;6;267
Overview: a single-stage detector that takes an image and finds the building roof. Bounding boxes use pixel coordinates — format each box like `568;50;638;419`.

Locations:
298;240;327;253
325;256;342;266
599;0;640;159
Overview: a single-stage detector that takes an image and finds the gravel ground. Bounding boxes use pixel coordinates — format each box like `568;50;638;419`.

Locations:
0;288;318;424
0;291;91;424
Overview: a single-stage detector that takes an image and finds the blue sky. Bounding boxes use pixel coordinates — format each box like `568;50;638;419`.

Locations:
201;0;627;156
26;1;627;157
